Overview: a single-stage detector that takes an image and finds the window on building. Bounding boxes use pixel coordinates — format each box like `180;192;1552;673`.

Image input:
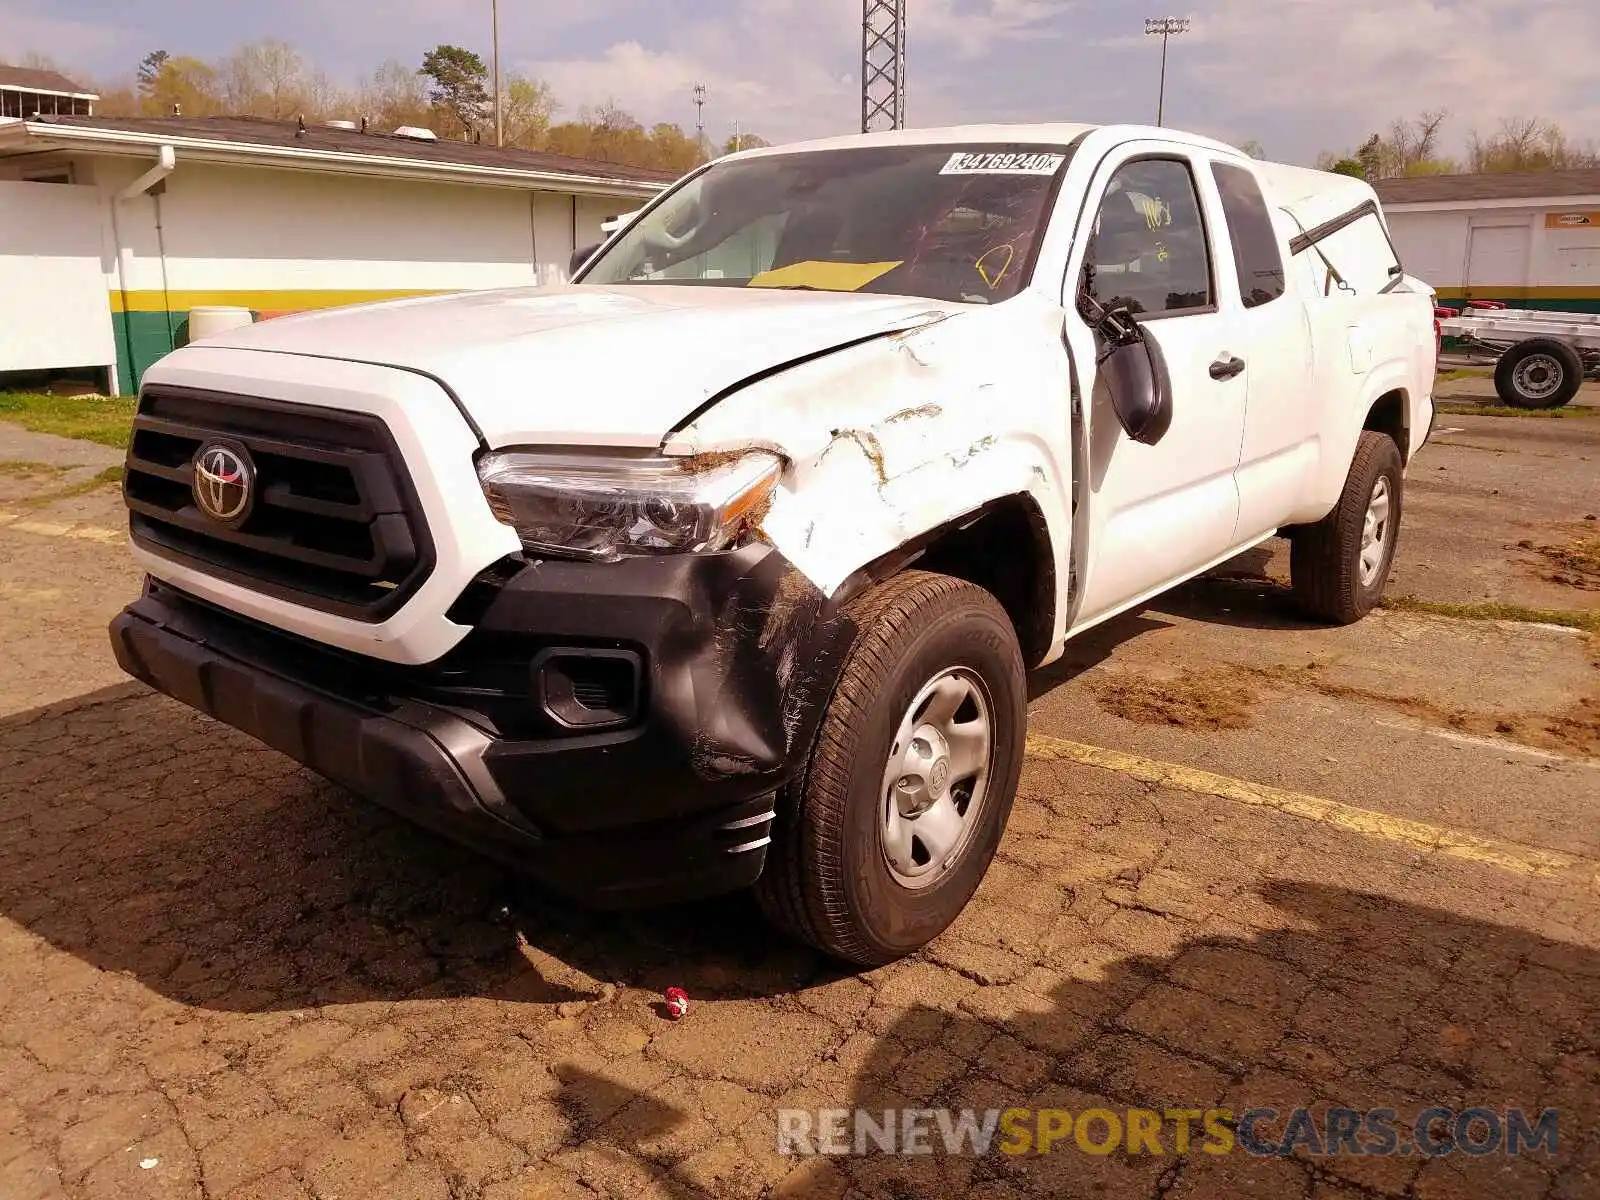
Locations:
1083;158;1213;316
1211;162;1286;308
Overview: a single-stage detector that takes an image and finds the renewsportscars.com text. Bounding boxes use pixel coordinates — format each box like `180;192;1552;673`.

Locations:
777;1107;1560;1159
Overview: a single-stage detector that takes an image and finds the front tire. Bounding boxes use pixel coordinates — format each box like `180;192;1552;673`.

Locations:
755;571;1026;966
1494;338;1582;409
1290;431;1404;625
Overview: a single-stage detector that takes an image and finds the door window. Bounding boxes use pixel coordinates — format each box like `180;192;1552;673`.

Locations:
1083;158;1213;317
1211;162;1286;308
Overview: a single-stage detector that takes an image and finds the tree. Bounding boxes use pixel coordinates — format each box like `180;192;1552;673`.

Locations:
1468;117;1599;173
221;39;310;119
501;75;556;148
359;59;431;131
1237;139;1266;160
1318;113;1460;180
1328;158;1366;178
136;51;170;97
723;133;771;154
418;45;489;136
138;54;220;117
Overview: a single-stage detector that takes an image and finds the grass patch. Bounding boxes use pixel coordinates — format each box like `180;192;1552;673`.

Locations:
1435;402;1600;419
20;465;124;508
0;393;137;449
1090;669;1257;731
1435;369;1490;382
1381;594;1600;634
0;460;68;476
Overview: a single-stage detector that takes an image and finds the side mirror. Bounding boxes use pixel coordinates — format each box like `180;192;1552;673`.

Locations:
1080;300;1173;446
569;242;603;278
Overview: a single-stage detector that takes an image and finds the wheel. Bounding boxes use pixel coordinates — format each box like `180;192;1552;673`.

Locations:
755;570;1026;966
1290;431;1404;625
1494;338;1583;409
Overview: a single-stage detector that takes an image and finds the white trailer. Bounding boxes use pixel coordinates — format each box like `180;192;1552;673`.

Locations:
1438;306;1600;408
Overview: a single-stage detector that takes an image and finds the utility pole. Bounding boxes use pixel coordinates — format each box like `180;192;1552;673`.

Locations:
693;83;707;153
492;0;503;146
1144;16;1190;127
861;0;907;133
732;121;742;153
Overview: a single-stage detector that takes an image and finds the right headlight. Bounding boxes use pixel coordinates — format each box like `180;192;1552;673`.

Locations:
476;449;783;562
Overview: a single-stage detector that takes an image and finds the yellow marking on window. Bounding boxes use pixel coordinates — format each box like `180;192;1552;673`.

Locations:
1025;733;1592;883
747;261;902;292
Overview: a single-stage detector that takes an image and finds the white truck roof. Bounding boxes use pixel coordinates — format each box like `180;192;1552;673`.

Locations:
1250;160;1382;237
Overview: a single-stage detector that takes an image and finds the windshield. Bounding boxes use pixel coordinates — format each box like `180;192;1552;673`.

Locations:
579;144;1073;304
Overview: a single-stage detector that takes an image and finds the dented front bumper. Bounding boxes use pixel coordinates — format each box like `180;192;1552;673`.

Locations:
109;547;857;907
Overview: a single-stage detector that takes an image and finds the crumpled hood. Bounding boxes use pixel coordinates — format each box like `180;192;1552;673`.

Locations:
197;285;958;448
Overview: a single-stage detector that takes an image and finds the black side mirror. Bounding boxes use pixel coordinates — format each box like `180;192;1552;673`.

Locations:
569;242;603;278
1079;298;1173;446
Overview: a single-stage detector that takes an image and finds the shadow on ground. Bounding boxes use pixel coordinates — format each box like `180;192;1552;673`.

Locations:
572;880;1600;1198
0;685;835;1014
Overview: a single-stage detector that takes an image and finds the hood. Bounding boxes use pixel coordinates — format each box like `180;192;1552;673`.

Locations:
197;285;958;448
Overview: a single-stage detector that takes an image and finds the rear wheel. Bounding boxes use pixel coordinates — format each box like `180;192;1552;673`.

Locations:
755;571;1026;966
1494;338;1583;409
1290;431;1404;625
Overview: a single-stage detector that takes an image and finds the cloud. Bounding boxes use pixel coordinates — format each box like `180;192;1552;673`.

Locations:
1183;0;1600;161
14;0;1600;165
0;3;138;79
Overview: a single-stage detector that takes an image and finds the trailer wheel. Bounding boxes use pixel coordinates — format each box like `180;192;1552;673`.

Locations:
1495;338;1583;409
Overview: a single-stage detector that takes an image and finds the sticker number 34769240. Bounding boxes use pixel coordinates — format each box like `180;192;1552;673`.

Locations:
940;151;1066;176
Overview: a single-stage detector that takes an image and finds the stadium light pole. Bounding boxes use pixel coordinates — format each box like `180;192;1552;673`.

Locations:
1144;16;1190;127
492;0;503;146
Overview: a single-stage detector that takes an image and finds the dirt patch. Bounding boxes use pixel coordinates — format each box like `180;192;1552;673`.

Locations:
676;448;751;473
1525;536;1600;591
1089;669;1257;730
1258;663;1598;759
824;428;889;486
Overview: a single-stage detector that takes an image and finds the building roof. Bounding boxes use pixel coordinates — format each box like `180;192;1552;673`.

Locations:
1374;169;1600;206
29;114;680;188
0;65;97;98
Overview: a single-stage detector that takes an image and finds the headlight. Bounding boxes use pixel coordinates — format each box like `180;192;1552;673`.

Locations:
477;449;783;561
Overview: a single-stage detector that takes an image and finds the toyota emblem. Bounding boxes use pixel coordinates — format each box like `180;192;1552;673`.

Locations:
192;443;255;525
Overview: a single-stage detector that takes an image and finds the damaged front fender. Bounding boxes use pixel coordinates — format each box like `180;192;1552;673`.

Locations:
663;295;1077;652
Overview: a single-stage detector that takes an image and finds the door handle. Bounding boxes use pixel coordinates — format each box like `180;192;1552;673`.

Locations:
1210;353;1246;381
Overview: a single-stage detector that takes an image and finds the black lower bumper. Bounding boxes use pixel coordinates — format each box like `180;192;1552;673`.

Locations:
109;549;855;907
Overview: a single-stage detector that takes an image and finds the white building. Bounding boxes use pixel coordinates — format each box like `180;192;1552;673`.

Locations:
0;112;672;392
1375;169;1600;314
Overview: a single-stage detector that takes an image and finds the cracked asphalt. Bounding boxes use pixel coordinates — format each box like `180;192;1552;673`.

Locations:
1;393;1597;1200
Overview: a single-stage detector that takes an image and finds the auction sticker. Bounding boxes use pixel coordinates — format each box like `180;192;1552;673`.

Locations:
941;151;1066;176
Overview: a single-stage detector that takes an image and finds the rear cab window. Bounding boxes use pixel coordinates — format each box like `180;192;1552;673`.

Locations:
1211;162;1286;308
1295;206;1404;298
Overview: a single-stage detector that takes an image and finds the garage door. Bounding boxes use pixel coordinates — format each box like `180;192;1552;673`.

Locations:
1465;224;1529;297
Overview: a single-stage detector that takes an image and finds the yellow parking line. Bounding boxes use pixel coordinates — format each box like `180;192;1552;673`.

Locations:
1025;733;1590;881
0;511;124;545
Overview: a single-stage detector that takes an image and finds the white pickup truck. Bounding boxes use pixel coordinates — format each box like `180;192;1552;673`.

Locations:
110;123;1437;965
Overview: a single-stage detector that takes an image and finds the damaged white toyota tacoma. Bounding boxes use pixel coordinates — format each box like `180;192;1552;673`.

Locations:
111;124;1437;965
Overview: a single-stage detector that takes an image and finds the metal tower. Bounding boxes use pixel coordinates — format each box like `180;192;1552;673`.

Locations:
861;0;906;133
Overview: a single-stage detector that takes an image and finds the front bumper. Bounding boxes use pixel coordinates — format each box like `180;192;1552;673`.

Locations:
110;550;855;907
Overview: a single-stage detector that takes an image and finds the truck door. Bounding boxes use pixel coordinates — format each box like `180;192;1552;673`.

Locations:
1063;148;1248;625
1208;159;1318;541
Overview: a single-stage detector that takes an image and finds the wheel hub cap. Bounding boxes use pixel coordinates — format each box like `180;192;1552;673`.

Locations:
1359;476;1391;588
1514;355;1563;400
880;668;994;889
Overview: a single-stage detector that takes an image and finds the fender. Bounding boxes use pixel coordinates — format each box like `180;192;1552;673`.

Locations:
1300;361;1415;521
662;296;1077;660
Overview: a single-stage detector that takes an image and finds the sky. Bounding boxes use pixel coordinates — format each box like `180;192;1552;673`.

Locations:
5;0;1599;166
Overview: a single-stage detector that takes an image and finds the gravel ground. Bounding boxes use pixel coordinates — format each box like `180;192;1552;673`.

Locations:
0;388;1595;1200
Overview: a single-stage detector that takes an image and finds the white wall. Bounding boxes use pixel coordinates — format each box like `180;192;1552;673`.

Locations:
95;159;557;299
1387;203;1600;295
1386;211;1469;288
0;180;116;372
